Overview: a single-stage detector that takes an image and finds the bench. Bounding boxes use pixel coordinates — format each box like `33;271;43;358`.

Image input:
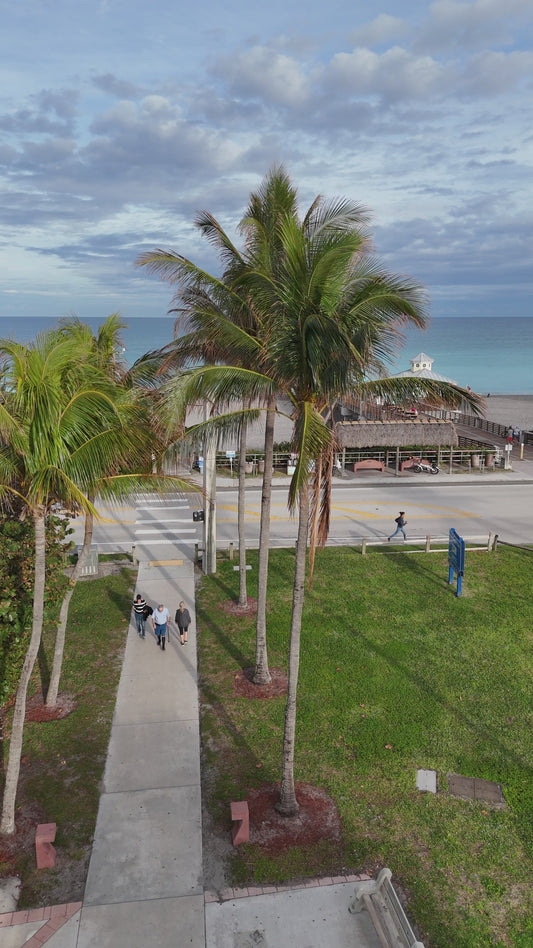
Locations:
353;459;384;473
230;800;249;846
349;868;424;948
35;822;57;869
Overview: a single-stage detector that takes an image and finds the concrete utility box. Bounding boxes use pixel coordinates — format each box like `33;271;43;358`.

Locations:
416;769;437;793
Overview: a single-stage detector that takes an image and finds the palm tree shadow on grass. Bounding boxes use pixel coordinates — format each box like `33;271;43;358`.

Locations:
351;626;533;780
200;610;251;673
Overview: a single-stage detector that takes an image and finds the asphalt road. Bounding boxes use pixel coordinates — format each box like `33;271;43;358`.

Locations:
69;477;533;554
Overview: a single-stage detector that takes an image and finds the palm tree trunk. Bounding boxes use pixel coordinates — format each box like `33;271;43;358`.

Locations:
45;510;94;708
237;417;248;607
253;394;275;685
276;483;310;817
1;508;47;835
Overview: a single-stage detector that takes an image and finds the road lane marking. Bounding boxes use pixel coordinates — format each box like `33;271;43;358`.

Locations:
135;527;196;537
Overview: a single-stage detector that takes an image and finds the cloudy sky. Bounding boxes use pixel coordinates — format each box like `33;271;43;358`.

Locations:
1;0;532;321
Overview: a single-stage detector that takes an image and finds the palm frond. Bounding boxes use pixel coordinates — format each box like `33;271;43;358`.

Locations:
288;402;332;511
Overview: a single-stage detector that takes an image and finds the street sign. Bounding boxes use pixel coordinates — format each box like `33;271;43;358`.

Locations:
448;528;465;596
225;449;236;476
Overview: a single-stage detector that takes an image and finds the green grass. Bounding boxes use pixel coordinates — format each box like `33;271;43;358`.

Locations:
197;545;533;948
0;566;135;906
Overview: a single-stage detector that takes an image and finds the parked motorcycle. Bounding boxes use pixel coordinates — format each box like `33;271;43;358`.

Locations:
414;460;439;474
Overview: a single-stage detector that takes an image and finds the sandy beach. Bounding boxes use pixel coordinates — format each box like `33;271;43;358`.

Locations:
480;395;533;432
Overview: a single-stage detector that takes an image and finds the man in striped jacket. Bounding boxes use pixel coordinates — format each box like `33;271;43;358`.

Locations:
132;594;147;637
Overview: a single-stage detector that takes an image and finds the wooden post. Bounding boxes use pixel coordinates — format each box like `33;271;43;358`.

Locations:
449;445;453;474
194;542;199;565
425;534;431;553
395;446;400;476
493;533;499;550
361;538;367;555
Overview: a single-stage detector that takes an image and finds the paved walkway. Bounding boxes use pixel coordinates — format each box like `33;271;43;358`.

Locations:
1;549;381;948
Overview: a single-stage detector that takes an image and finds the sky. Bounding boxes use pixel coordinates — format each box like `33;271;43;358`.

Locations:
1;0;532;322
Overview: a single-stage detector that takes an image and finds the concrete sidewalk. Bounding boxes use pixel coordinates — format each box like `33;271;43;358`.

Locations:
0;553;390;948
78;554;204;948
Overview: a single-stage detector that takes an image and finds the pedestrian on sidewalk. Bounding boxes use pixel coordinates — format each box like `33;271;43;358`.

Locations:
175;601;192;646
388;511;407;542
152;603;170;650
132;594;147;637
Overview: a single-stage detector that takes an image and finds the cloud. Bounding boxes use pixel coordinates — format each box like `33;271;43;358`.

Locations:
414;0;533;52
92;73;143;99
350;14;410;48
326;47;446;103
460;50;533;96
0;88;78;136
213;45;310;107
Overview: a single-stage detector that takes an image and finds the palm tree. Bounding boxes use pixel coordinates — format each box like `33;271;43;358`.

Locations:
137;167;300;683
139;167;483;817
45;314;161;708
238;182;483;816
0;331;126;833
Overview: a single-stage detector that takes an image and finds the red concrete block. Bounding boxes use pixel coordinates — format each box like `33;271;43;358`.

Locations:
27;908;47;922
230;800;249;846
28;926;51;946
66;902;83;914
12;910;30;924
35;822;57;869
50;904;68;918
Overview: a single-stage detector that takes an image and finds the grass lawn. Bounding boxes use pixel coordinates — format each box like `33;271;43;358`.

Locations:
197;545;533;948
0;564;135;907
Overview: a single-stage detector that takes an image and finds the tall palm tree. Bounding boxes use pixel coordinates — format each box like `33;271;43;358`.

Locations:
137;167;300;683
239;184;483;816
139;167;484;817
0;331;126;833
45;315;162;709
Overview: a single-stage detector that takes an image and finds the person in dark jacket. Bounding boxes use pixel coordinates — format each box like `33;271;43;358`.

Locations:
388;511;407;541
132;594;147;637
175;601;192;646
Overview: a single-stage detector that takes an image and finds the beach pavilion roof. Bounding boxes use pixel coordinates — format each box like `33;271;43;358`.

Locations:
335;418;458;449
391;352;458;385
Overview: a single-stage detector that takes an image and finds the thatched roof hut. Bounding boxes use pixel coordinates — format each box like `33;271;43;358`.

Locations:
335;418;458;449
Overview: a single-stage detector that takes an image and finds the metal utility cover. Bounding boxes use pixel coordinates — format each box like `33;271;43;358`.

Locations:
448;773;505;806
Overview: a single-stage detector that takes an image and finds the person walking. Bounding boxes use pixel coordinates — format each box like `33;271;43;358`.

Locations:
152;603;170;650
175;601;192;646
388;511;407;541
132;593;147;638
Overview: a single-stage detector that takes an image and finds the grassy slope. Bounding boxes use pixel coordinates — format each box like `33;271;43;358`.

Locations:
197;546;533;948
0;566;135;907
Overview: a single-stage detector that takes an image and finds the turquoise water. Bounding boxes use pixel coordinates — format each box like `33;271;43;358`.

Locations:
0;315;531;394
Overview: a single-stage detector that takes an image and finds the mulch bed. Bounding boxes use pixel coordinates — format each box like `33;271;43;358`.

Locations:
246;783;342;855
24;693;78;722
0;801;45;875
220;598;258;616
233;667;288;699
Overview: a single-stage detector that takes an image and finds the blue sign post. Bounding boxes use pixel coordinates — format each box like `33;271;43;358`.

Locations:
448;528;465;596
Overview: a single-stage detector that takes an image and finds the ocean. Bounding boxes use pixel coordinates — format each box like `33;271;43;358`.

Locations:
0;315;531;395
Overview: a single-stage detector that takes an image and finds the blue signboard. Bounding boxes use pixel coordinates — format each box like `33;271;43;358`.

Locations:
448;528;465;596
